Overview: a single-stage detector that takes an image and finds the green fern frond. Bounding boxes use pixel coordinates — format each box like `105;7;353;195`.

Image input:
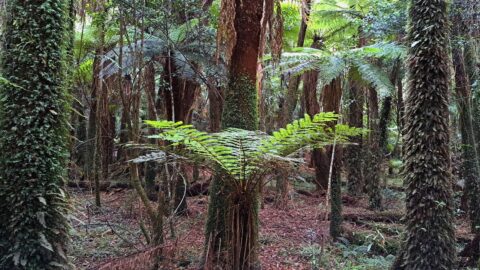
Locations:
350;42;407;60
350;58;394;97
144;113;363;183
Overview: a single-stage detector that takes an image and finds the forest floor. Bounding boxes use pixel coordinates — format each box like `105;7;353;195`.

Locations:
68;175;475;270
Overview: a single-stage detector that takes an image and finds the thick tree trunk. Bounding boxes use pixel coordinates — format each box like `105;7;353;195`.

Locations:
392;1;456;268
453;47;480;234
204;0;264;268
313;78;343;192
345;69;364;196
0;0;71;267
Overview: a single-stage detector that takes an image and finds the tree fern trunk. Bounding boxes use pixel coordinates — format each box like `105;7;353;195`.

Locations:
366;87;382;210
345;68;364;196
204;0;264;268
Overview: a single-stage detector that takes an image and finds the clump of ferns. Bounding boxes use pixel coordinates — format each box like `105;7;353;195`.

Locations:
133;112;363;266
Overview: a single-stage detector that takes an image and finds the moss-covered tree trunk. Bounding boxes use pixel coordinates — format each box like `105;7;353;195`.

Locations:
204;0;263;268
392;0;456;268
453;47;480;234
0;0;72;268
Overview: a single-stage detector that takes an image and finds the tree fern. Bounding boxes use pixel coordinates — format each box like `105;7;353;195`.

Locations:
268;42;405;96
100;18;218;81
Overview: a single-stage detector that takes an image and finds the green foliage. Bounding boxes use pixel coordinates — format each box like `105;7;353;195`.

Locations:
0;0;72;268
144;112;363;183
281;2;302;49
269;42;405;96
309;0;407;47
222;76;259;131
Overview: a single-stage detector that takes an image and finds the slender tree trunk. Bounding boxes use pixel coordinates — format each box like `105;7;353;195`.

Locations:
85;51;100;183
319;78;343;238
392;0;455;268
145;63;158;200
366;88;382;210
453;47;480;234
0;0;71;267
163;57;199;215
208;83;223;132
92;18;107;208
379;96;392;154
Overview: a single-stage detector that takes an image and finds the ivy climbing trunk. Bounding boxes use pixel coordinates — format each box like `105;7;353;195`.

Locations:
0;0;72;268
453;47;480;234
204;0;264;268
392;0;456;268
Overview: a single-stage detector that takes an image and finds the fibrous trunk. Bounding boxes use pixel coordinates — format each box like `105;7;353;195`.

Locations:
345;69;364;196
366;88;382;210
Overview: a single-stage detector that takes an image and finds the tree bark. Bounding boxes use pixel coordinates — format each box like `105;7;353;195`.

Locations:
366;87;382;210
145;63;158;200
392;0;456;268
345;68;364;196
